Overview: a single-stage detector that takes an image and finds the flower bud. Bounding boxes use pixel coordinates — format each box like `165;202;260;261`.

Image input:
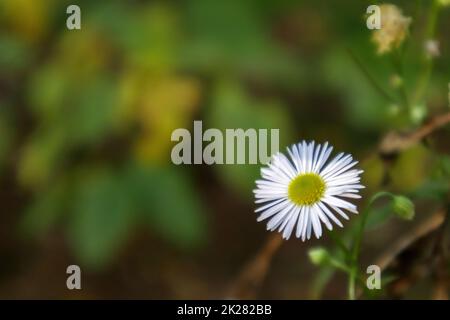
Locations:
392;195;415;220
308;247;331;266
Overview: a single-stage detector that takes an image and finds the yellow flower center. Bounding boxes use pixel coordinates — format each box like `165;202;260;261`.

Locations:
288;173;326;206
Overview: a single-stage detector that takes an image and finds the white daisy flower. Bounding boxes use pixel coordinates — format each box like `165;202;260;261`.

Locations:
254;141;364;241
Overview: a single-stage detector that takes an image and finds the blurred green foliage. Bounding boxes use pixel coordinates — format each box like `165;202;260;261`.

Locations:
0;0;449;288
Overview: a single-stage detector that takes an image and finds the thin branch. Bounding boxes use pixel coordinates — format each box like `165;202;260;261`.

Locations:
226;233;283;299
374;209;445;272
413;0;441;104
354;209;446;299
432;207;449;299
379;111;450;155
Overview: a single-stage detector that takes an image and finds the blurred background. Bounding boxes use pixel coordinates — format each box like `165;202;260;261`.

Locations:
0;0;449;299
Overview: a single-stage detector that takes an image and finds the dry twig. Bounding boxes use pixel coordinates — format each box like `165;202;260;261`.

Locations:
226;233;283;299
379;112;450;155
353;209;446;299
374;209;446;271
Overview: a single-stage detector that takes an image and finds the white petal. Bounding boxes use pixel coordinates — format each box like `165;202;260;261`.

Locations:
323;195;358;214
310;207;322;239
274;153;297;179
257;198;290;221
324;169;362;184
296;206;305;239
320;153;348;176
311;143;322;173
267;203;295;230
300;141;308;174
313;203;333;231
261;167;290;184
322;160;358;180
255;197;286;213
306;141;314;172
339;193;362;199
314;142;333;173
282;206;300;239
328;204;350;220
302;207;310;241
318;201;343;228
287;145;301;173
306;208;312;240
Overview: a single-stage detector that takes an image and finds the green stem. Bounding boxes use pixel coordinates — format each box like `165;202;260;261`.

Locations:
413;0;441;104
310;232;353;298
329;231;350;256
348;191;392;300
348;208;369;300
346;48;396;104
391;50;411;112
348;268;356;300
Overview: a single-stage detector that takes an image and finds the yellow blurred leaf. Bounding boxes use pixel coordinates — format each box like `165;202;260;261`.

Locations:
390;144;435;192
1;0;55;43
17;130;66;188
133;75;201;163
361;154;384;193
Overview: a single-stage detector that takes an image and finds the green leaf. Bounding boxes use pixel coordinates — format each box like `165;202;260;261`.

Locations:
66;77;118;145
68;170;135;270
206;80;294;195
28;65;118;147
0;35;32;73
126;164;207;250
21;177;70;237
17;129;67;188
182;0;304;85
409;178;449;201
27;63;69;121
321;48;388;130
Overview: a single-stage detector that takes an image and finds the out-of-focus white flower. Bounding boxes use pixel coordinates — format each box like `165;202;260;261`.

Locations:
424;39;440;58
410;104;427;124
372;4;412;55
254;141;364;241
